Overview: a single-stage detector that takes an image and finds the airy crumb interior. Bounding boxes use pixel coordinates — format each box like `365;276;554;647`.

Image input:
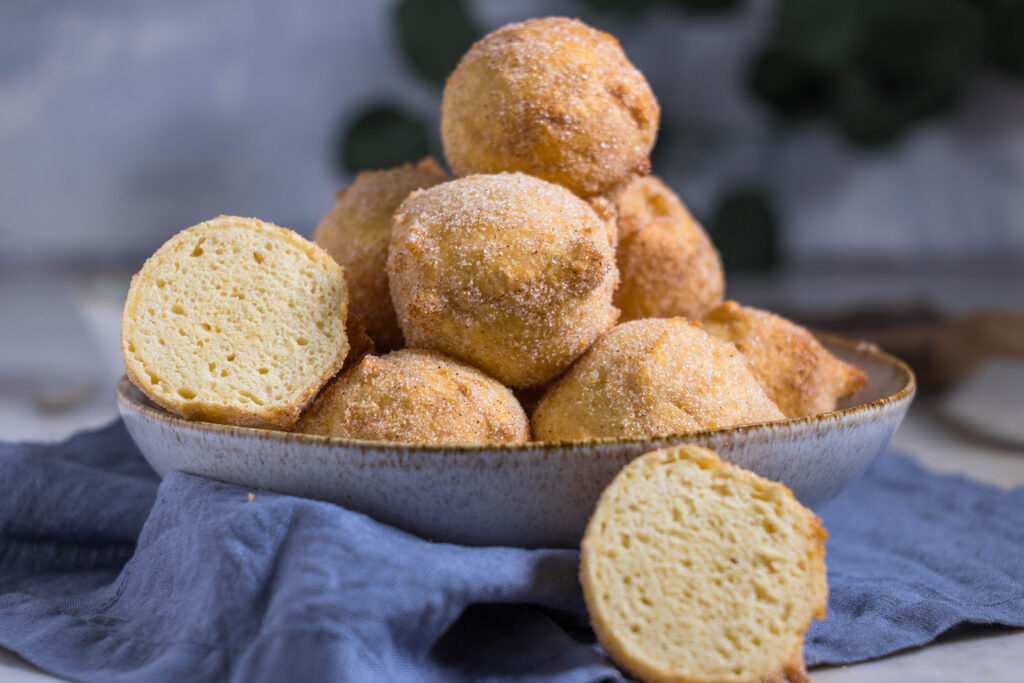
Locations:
124;218;346;419
589;450;821;680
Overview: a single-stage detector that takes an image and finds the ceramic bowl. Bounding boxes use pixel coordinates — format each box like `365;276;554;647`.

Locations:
117;334;915;548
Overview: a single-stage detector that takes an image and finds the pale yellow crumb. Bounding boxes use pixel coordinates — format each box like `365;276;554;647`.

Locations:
581;444;827;683
121;215;349;430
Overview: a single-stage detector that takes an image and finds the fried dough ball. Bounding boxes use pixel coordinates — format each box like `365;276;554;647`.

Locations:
532;318;784;441
388;172;620;388
294;349;529;445
701;301;868;418
613;175;725;321
313;158;449;351
441;17;659;198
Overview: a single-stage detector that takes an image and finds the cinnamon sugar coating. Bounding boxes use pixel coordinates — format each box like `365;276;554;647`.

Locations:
441;17;659;198
532;318;783;441
387;172;619;388
702;301;867;418
313;158;449;351
613;175;724;321
295;349;529;445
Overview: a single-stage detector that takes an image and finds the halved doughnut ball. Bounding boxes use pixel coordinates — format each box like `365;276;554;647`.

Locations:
581;444;827;683
121;216;348;429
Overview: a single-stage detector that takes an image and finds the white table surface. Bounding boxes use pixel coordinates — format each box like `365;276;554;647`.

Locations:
2;267;1022;682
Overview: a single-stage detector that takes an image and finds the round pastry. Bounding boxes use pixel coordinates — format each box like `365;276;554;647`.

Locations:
701;301;867;418
388;172;620;388
613;175;724;321
441;17;659;198
294;349;529;445
581;444;827;683
121;215;348;429
531;318;783;441
313;158;449;351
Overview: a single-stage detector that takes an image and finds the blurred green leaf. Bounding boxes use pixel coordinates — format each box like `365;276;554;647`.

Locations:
838;0;985;145
777;0;862;69
581;0;741;15
830;68;920;146
709;188;779;272
396;0;479;86
671;0;742;12
751;0;992;146
749;47;829;117
579;0;665;15
969;0;1024;78
338;104;431;175
990;4;1024;77
858;0;985;93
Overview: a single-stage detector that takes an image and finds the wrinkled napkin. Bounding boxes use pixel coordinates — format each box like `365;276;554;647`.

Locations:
1;422;1022;682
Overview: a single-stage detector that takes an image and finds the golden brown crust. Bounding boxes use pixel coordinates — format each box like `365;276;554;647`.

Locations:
122;216;348;430
441;17;659;198
294;349;529;445
613;176;725;321
313;158;449;351
701;301;868;418
532;318;783;441
387;172;620;388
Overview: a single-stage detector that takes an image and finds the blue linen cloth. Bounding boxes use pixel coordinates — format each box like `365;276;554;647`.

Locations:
1;422;1023;682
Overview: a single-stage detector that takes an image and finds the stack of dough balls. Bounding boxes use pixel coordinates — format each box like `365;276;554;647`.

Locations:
123;15;866;447
118;17;865;681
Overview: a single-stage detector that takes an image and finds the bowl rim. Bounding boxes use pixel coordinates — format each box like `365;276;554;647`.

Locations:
117;332;916;453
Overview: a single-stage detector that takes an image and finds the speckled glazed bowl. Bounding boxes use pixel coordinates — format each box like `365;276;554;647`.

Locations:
118;334;915;548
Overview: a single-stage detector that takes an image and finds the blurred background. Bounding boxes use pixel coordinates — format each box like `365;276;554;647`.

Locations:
2;0;1023;444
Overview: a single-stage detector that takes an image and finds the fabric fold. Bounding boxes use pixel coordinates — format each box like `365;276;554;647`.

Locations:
1;421;1023;682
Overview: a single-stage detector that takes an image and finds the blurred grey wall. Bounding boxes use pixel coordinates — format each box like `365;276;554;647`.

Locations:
0;0;436;266
2;0;1023;269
